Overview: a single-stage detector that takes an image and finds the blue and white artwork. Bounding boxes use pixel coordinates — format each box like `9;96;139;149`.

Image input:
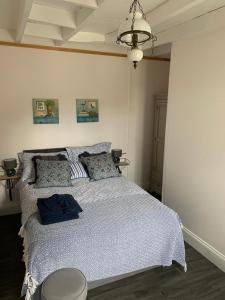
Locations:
76;99;99;123
33;99;59;124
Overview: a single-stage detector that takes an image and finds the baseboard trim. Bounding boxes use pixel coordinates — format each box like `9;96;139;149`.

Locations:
183;227;225;272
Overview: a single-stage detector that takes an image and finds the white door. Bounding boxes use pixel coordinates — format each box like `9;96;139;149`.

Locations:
150;97;167;195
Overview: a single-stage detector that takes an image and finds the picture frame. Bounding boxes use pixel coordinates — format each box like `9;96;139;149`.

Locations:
33;99;59;124
76;99;99;123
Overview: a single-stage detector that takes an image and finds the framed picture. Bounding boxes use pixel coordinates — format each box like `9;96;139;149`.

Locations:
76;99;99;123
33;99;59;124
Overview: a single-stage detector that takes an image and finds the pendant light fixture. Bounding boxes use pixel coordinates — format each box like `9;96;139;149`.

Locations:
117;0;157;69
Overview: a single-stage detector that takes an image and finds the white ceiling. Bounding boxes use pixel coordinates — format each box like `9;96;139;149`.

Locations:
0;0;225;55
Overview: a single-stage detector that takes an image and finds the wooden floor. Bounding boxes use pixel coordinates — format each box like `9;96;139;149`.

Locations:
1;214;225;300
0;214;25;300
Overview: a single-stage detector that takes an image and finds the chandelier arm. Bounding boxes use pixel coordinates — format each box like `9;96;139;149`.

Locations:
118;30;156;46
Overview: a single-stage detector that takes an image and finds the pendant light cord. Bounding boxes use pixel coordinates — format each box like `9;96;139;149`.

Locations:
130;0;137;31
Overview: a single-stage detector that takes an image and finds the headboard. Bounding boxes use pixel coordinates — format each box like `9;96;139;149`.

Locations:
23;148;67;153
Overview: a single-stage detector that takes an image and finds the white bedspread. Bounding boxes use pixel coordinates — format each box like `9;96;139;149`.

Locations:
19;177;186;299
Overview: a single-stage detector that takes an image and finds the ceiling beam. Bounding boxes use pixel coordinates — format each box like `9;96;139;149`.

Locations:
59;8;94;44
58;1;105;45
25;22;63;40
62;0;98;9
29;4;76;29
16;0;34;42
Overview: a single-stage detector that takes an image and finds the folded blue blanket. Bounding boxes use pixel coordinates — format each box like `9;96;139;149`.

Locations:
37;194;83;225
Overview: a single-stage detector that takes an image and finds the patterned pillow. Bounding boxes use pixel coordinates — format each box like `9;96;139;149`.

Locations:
20;151;68;182
36;160;72;188
32;154;67;183
66;142;111;162
81;153;120;181
78;151;107;176
78;151;107;160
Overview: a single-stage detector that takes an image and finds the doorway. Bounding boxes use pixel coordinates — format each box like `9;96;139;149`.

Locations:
149;94;168;199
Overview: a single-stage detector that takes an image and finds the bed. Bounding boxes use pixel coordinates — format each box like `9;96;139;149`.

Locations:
18;146;186;300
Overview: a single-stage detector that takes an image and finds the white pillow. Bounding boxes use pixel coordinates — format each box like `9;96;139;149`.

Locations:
66;142;111;163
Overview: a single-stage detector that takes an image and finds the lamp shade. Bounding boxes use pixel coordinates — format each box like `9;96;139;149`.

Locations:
3;158;17;170
118;12;151;45
127;47;143;62
118;17;133;44
111;149;122;163
111;149;122;157
134;13;151;43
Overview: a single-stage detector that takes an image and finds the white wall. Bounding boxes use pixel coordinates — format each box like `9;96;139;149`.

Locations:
163;28;225;259
129;62;170;189
0;45;169;214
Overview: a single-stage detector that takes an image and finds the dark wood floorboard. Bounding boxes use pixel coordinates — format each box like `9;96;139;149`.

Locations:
0;214;25;300
1;214;225;300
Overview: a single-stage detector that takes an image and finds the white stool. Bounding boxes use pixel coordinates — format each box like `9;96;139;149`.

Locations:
41;268;87;300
